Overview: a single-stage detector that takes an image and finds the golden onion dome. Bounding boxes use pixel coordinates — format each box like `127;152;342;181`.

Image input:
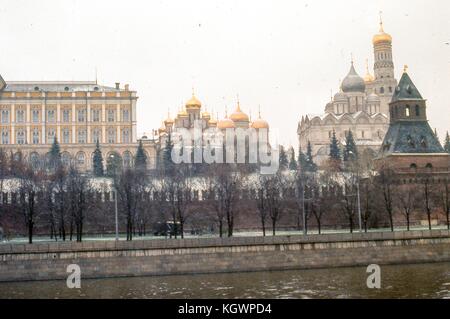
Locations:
158;124;166;134
177;107;188;118
218;118;235;129
251;117;269;129
164;111;174;125
372;21;392;45
364;59;375;83
208;118;218;126
202;108;211;119
185;91;202;109
229;102;249;122
218;110;236;129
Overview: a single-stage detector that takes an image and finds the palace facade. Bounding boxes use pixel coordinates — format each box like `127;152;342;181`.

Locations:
297;20;397;166
0;76;157;171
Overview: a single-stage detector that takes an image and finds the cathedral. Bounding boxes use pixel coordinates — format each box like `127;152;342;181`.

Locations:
297;20;397;166
155;92;270;166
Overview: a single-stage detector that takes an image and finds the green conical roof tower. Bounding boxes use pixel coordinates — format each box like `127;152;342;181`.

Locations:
380;69;444;156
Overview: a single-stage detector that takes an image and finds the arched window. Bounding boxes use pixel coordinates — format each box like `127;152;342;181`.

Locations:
108;129;116;143
410;163;417;170
16;109;25;123
380;87;385;94
47;128;56;144
76;152;86;167
1;110;10;123
1;129;9;144
92;128;101;143
77;129;86;143
32;129;40;144
122;129;130;143
123;151;132;168
62;129;70;144
425;163;433;171
415;105;420;116
32;109;40;123
30;152;40;169
62;152;71;167
16;129;26;145
405;105;410;117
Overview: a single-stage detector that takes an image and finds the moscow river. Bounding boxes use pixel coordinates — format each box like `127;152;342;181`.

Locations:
0;262;449;299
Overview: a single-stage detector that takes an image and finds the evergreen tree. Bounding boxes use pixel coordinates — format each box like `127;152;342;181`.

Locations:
135;140;148;171
298;148;308;171
48;137;62;170
444;131;450;154
329;131;342;170
162;133;175;175
343;130;358;162
106;152;122;177
279;145;289;170
92;140;104;177
305;141;317;172
288;146;297;170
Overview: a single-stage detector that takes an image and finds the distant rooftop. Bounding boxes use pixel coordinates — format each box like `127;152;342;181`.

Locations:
3;81;127;92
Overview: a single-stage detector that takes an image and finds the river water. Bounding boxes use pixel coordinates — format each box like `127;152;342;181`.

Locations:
0;262;449;299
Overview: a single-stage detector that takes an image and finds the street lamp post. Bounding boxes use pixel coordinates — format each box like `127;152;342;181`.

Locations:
348;150;362;233
114;187;119;241
356;177;362;232
109;153;119;241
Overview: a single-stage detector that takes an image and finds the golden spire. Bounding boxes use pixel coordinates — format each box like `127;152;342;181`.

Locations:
379;11;384;32
364;58;375;83
373;11;392;45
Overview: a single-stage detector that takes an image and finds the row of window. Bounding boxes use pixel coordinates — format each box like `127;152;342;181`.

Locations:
376;86;393;94
0;108;130;124
327;130;383;140
390;104;421;118
0;128;131;145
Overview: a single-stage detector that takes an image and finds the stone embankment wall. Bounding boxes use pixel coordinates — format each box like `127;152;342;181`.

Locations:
1;230;449;282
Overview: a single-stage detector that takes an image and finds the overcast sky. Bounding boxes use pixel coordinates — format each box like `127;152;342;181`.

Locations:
1;0;450;148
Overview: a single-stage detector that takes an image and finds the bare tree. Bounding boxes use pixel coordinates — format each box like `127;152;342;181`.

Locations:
66;166;89;242
263;173;286;236
422;176;435;230
115;168;143;241
440;178;450;230
255;177;268;236
395;184;418;231
210;164;242;237
17;162;43;244
377;167;396;232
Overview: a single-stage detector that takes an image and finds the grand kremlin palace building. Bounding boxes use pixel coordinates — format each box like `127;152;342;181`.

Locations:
0;76;157;171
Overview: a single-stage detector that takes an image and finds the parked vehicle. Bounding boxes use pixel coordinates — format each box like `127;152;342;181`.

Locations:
153;221;182;237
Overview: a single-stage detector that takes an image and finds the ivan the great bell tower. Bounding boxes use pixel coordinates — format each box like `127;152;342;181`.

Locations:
366;18;398;115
